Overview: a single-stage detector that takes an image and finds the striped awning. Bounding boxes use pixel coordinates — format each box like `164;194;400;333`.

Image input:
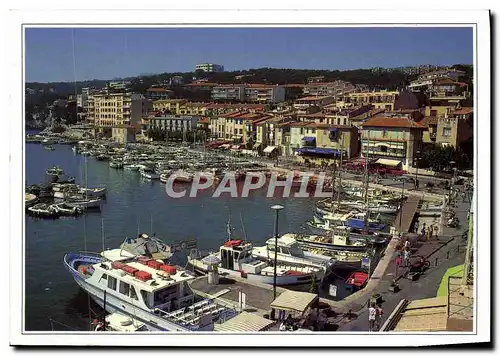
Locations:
263;146;277;153
214;312;275;332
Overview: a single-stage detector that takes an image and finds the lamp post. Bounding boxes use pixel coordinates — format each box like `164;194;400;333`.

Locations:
270;204;284;321
414;150;421;191
271;205;284;300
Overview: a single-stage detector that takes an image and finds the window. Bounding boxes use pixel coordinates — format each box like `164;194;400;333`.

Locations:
130;286;138;300
119;281;130;296
107;276;117;290
430;110;437;117
443;127;452;137
99;273;108;286
382;130;388;137
140;290;152;308
380;146;388;153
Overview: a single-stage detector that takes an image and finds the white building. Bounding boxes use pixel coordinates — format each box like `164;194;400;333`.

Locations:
244;85;286;103
195;63;224;73
145;114;200;133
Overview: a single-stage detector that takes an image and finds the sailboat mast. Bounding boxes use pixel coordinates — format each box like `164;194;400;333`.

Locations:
101;218;105;252
336;134;344;209
240;213;247;241
226;215;232;241
150;214;153;236
363;131;371;228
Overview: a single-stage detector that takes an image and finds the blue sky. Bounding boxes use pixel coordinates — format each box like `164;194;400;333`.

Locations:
25;27;473;83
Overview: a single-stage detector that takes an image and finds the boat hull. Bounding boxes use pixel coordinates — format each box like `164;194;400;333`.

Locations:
186;261;323;286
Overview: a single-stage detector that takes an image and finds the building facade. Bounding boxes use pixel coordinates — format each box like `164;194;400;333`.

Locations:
152;99;187;114
211;85;246;101
344;91;399;111
112;125;136;144
145;87;172;101
361;116;425;171
435;107;473;148
244;85;286;103
195;63;224;73
92;93;152;127
143;114;200;133
302;81;356;97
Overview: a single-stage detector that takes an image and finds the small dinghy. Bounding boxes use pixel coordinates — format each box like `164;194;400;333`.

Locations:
27;203;59;218
52;202;83;216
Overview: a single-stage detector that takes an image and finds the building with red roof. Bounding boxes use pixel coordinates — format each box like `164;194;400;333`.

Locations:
361;115;426;171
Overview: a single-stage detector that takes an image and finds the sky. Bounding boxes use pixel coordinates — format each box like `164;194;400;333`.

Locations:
25;27;473;83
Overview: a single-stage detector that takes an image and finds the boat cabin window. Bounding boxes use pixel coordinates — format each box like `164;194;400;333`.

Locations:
140;290;152;308
107;276;117;290
99;273;108;286
288;246;304;257
153;285;178;306
119;281;130;296
130;285;138;301
238;250;251;260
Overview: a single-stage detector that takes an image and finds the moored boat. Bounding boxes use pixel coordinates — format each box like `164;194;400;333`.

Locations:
27;203;59;217
63;249;239;331
52;202;83;216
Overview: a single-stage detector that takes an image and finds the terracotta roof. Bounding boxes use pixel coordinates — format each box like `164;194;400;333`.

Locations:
362;116;425;129
451;107;473;115
198;117;209;124
282;84;306;88
296;96;334;101
184;102;209;107
420;116;439;127
153;99;186;104
184;82;217;87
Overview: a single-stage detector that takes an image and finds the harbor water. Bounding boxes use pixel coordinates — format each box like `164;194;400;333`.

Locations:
24;142;394;331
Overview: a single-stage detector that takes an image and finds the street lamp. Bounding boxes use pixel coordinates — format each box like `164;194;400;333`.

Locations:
414;150;421;190
271;204;284;302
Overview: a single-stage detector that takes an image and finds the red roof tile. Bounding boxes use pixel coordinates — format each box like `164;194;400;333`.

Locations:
362;116;425;129
451;107;473;115
420;116;438;127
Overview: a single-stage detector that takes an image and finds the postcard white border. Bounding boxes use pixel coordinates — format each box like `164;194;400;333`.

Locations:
8;8;490;347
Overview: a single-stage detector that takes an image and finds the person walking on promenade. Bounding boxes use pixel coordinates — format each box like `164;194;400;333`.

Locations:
403;247;411;268
414;219;419;234
375;304;384;331
368;303;377;332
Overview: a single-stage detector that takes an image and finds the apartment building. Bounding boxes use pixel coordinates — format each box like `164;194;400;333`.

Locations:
360;116;425;171
92;92;152;127
343;90;399;111
112;125;136;144
289;122;358;164
211;85;246;101
145;87;172;101
108;81;132;91
302;81;356;97
195;63;224;73
142;114;200;133
435;107;473;149
409;68;466;91
244;84;286;103
152;99;187;114
293;96;335;111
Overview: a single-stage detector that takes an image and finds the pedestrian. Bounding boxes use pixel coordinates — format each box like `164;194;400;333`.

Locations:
461;191;467;202
404;238;411;251
414;219;419;234
375;304;384;331
368;303;377;332
403;248;411;267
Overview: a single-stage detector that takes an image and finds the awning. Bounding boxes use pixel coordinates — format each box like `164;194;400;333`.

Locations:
263;146;277;153
231;145;241;150
219;144;231;149
296;147;341;156
330;128;338;132
375;158;401;167
213;312;275;332
270;290;318;314
253;143;262;149
302;136;316;143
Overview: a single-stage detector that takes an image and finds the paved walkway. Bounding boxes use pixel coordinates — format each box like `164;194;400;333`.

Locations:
332;196;471;331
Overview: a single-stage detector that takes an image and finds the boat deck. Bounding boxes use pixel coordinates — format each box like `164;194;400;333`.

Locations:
189;275;284;314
